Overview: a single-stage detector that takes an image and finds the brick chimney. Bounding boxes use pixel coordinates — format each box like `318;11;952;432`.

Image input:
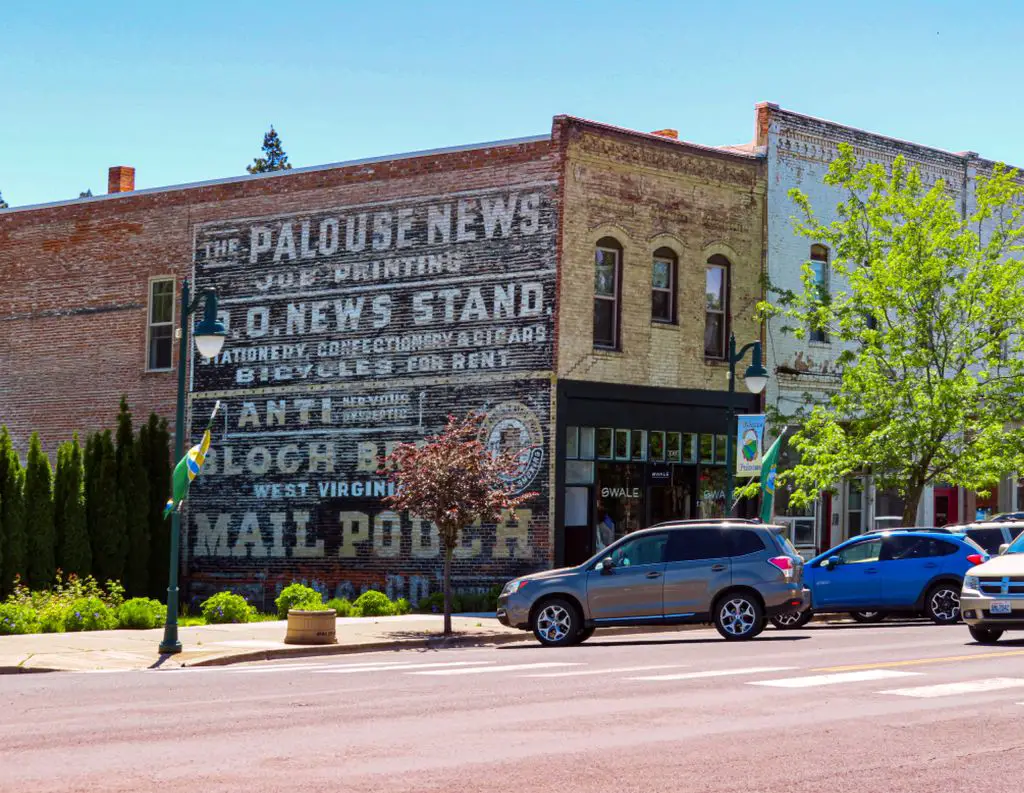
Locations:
650;129;679;140
108;166;135;194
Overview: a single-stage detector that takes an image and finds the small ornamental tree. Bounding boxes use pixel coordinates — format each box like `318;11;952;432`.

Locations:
246;125;292;174
0;428;27;597
90;430;126;584
384;412;535;635
24;432;56;589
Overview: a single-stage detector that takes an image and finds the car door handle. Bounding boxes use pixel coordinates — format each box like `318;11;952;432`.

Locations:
646;571;662;579
711;564;727;572
924;562;938;568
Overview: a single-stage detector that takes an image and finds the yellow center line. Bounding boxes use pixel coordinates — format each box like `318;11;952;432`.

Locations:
813;648;1024;673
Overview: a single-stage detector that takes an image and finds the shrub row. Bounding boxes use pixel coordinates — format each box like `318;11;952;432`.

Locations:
274;584;411;620
415;586;501;615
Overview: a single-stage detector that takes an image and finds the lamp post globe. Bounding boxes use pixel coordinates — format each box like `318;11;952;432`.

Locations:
743;362;769;395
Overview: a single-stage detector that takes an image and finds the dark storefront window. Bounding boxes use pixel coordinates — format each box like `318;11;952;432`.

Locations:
698;467;727;518
649;431;665;462
715;434;728;465
596;427;613;459
595;462;644;548
700;434;714;464
631;430;647;461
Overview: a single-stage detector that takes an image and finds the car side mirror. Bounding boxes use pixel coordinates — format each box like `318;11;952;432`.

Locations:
823;556;841;570
600;557;615;574
999;543;1010;555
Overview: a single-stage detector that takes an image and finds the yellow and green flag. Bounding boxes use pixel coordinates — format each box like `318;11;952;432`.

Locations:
164;401;220;518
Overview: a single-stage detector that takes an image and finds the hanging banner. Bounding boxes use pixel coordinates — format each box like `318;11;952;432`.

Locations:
735;414;766;476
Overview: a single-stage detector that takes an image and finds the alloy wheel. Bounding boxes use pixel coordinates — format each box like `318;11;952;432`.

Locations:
774;611;805;627
536;603;572;643
719;598;757;637
929;588;960;623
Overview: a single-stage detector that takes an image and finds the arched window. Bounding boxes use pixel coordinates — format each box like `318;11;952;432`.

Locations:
704;254;730;358
809;245;829;343
594;237;622;349
651;247;677;323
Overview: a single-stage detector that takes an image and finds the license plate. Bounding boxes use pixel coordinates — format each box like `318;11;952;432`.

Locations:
990;601;1012;615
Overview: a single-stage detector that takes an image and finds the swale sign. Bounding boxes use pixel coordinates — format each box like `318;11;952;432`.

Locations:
185;183;557;606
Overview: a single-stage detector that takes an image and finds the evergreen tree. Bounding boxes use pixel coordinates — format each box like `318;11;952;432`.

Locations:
89;430;126;585
140;414;172;599
246;125;292;174
83;431;100;575
0;429;27;597
55;434;91;578
0;191;8;209
24;433;56;589
79;189;93;198
116;398;150;596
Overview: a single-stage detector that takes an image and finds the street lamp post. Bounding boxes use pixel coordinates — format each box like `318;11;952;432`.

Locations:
723;332;769;518
159;278;226;655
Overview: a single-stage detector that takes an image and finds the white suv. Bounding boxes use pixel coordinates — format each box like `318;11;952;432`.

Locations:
961;530;1024;644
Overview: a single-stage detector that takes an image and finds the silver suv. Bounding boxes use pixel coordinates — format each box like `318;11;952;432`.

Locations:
497;519;806;646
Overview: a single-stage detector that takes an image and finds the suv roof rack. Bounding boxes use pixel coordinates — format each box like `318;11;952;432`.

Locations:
647;518;762;528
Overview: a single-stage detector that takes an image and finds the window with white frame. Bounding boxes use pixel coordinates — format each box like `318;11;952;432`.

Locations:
594;238;622;349
147;278;175;371
651;248;676;323
809;245;830;343
704;255;729;358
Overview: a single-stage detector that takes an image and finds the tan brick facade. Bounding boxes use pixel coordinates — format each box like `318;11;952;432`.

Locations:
555;118;765;392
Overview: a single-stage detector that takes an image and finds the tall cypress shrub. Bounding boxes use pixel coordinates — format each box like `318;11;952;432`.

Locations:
24;432;56;589
0;428;27;597
55;434;91;578
83;430;100;576
90;430;126;585
140;414;172;599
116;398;150;597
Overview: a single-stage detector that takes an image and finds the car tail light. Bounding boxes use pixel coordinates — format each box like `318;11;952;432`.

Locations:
768;556;795;579
966;553;985;566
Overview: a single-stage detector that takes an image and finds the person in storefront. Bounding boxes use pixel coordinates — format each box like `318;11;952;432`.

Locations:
595;504;615;553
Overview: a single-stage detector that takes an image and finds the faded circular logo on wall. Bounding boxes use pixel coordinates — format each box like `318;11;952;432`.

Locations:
479;401;545;495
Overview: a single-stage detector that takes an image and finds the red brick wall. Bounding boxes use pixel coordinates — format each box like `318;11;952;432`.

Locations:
0;133;561;606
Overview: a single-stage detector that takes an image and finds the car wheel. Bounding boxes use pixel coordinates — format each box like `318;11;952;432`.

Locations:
714;592;765;641
531;598;581;647
925;584;961;625
968;625;1003;644
849;611;886;624
771;610;813;630
572;626;596;645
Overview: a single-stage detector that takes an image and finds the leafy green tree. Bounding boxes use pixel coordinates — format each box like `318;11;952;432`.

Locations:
762;144;1024;524
246;125;292;174
89;430;126;584
116;398;150;597
55;434;91;578
139;413;171;599
0;429;27;597
24;433;56;588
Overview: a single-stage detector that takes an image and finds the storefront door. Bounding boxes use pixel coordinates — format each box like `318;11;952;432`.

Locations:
933;487;958;527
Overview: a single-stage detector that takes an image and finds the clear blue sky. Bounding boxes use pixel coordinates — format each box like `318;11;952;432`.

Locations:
2;0;1021;208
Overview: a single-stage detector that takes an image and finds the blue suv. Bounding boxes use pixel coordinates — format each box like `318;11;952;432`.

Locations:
771;531;988;629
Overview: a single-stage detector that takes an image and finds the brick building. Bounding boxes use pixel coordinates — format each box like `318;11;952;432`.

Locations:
0;115;765;606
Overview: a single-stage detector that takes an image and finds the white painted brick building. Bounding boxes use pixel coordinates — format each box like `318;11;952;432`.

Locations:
753;103;1020;555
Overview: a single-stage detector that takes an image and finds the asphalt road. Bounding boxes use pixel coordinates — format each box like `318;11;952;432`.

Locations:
4;620;1024;793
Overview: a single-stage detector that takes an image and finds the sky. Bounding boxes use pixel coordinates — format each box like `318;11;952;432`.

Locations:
2;0;1022;208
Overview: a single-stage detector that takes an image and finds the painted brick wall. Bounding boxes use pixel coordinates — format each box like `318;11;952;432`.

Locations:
555;119;766;392
0;135;561;606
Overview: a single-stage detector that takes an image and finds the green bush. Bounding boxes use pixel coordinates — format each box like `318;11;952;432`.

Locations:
118;597;167;629
200;591;255;624
275;583;323;618
416;591;464;614
38;601;69;633
352;589;395;617
393;598;412;615
0;603;40;635
64;596;118;631
325;597;353;617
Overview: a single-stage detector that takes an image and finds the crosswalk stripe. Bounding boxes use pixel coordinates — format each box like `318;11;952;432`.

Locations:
228;663;350;673
314;661;490;674
881;678;1024;698
524;665;688;678
627;666;796;682
410;662;581;676
750;669;920;688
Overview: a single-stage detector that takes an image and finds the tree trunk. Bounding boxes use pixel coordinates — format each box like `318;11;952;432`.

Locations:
442;545;454;636
902;484;924;527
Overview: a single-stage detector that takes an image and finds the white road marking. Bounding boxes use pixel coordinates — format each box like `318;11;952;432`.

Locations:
410;662;581;676
750;669;922;688
227;662;397;674
314;661;491;674
881;678;1024;698
627;666;797;682
524;665;688;678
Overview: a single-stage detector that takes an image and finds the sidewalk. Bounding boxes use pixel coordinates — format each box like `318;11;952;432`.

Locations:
0;614;524;674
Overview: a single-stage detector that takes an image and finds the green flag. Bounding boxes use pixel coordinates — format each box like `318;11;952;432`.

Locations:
759;435;783;524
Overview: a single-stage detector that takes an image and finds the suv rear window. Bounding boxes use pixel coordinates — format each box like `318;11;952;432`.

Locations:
728;530;766;556
667;528;730;561
772;531;799;556
966;528;1004;554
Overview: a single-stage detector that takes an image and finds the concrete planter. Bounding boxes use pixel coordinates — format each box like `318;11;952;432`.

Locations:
284;609;338;645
